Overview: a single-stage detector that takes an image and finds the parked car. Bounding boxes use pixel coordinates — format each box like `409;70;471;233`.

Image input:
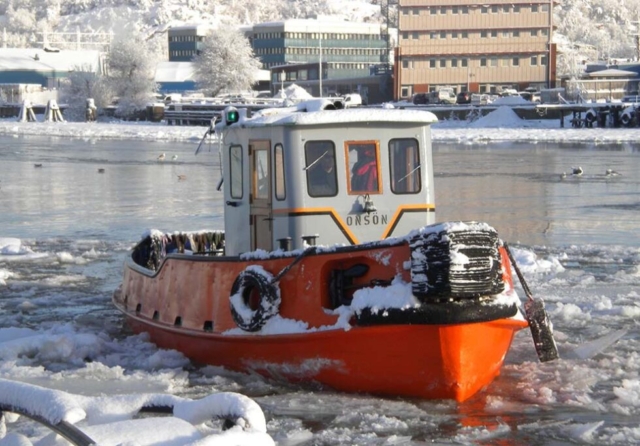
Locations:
412;93;429;105
430;88;457;105
456;91;471;104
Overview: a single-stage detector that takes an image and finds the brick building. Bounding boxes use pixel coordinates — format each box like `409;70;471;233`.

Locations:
395;0;557;100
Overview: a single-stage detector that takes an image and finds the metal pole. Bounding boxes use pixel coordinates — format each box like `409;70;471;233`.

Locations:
319;35;323;97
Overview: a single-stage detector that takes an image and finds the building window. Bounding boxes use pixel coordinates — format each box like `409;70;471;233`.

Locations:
512;57;520;66
532;5;538;12
513;30;520;37
430;8;437;15
462;6;469;14
481;6;488;13
401;86;411;97
452;32;458;39
451;58;458;67
481;31;487;38
413;32;419;39
440;7;447;14
480;58;487;67
402;9;408;15
541;55;548;65
514;5;520;13
412;8;419;15
542;29;549;36
429;59;436;68
430;32;437;39
452;6;458;14
531;29;537;37
491;58;498;67
440;31;446;38
531;56;538;66
491;30;497;38
402;32;408;40
491;5;498;13
440;59;447;67
541;4;549;12
503;31;510;38
503;6;509;13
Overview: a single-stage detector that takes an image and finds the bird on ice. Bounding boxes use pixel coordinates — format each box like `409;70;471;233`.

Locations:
605;168;621;177
571;166;583;176
177;174;187;181
171;155;178;161
157;153;166;161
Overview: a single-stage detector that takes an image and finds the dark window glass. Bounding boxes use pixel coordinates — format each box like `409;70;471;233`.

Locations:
305;141;337;197
389;139;421;194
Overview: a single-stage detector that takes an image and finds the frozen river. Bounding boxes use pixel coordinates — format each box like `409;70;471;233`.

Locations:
1;134;639;445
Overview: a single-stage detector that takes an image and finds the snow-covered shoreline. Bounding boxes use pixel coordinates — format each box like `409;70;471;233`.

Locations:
2;110;640;144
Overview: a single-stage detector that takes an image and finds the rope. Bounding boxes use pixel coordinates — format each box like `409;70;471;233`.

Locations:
270;246;318;285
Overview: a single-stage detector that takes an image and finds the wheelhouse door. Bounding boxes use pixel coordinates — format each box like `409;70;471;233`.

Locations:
249;140;272;251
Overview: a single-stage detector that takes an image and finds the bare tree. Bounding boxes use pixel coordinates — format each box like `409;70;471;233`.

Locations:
193;25;262;97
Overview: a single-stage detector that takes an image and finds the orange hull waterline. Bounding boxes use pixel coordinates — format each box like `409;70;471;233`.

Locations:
114;102;531;402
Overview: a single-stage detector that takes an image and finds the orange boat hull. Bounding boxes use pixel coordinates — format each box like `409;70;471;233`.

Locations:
115;228;528;402
119;304;526;402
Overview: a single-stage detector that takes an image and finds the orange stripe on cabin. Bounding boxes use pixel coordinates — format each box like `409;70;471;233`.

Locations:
381;204;436;239
273;207;359;244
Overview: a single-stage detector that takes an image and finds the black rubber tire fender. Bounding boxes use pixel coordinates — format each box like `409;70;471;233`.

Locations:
229;268;281;332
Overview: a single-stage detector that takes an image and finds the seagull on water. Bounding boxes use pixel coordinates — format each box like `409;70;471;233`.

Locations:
157;153;166;161
571;166;583;176
605;168;621;177
34;164;43;168
171;155;178;161
560;172;567;180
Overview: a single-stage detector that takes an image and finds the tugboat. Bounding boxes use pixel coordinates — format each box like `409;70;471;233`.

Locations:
113;99;557;402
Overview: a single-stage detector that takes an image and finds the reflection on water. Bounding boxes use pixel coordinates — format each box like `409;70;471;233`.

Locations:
0;135;224;242
434;141;640;246
1;135;639;247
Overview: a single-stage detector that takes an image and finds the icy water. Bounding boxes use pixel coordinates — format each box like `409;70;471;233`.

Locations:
1;135;640;445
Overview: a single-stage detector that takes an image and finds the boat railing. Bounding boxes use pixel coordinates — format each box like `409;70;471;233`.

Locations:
132;230;226;271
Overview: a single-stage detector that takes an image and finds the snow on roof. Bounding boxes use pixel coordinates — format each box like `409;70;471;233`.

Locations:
0;48;102;73
253;19;381;34
586;68;638;78
155;62;197;82
221;102;438;129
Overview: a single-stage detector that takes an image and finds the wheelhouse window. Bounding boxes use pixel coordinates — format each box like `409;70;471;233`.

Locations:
389;139;421;194
253;148;269;200
229;145;243;199
304;141;338;197
347;141;381;194
274;144;285;200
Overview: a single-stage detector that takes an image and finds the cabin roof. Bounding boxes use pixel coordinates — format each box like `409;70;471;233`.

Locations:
217;101;438;132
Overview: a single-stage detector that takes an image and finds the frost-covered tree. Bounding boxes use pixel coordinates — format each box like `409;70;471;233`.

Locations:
60;65;113;121
193;26;261;96
106;34;157;116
